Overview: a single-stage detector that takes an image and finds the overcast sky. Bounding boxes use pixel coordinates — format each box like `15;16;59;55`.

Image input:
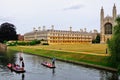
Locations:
0;0;120;35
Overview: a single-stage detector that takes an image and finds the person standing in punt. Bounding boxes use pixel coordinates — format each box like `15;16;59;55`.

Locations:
21;60;25;70
19;50;25;70
52;58;56;67
19;50;23;62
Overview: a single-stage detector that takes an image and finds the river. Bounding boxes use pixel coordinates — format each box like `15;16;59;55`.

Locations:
0;51;119;80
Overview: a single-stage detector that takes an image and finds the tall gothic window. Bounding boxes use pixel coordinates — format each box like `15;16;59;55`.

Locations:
104;23;112;34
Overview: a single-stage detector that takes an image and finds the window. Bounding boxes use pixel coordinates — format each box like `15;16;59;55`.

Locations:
104;23;112;34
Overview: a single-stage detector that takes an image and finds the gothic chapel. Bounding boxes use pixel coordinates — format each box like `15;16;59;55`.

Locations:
100;4;117;43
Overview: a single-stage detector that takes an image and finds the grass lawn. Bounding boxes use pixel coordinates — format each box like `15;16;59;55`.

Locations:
19;44;107;54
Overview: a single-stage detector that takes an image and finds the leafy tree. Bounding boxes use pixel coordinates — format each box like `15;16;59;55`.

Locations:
95;34;100;43
92;34;100;43
0;22;18;43
108;15;120;68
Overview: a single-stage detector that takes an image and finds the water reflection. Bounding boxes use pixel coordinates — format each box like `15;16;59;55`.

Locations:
0;50;16;66
22;73;25;80
52;68;55;75
100;70;119;80
0;51;120;80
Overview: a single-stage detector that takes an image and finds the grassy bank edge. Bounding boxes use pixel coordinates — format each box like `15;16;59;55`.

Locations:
8;46;117;72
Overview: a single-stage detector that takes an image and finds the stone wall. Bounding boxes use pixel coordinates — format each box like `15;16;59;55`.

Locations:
0;43;7;52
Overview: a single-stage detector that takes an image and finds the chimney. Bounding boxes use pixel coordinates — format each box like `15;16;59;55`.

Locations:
51;25;54;30
80;29;83;32
84;28;86;32
43;26;45;31
38;27;41;31
33;27;36;32
93;29;98;33
70;26;72;31
89;30;92;33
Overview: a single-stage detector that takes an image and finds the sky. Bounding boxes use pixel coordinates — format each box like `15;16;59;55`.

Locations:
0;0;120;35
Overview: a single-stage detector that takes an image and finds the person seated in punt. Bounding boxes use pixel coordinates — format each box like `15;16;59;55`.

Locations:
7;63;12;67
15;64;20;70
46;63;51;66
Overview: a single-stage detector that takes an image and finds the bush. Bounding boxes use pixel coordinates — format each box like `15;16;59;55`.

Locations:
29;40;40;45
6;40;41;46
17;41;27;45
34;40;40;44
42;43;49;45
6;42;16;46
92;34;100;43
29;40;36;45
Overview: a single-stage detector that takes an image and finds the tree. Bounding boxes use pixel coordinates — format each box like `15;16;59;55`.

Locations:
92;34;100;43
108;15;120;68
0;22;18;43
95;34;100;43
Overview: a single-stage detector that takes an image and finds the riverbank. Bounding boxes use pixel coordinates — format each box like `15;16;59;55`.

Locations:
8;46;117;72
0;43;7;52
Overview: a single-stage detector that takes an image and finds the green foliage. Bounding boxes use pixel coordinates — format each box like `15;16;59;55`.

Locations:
42;43;49;45
35;40;40;44
29;40;36;45
17;41;27;45
0;22;18;43
6;41;17;46
3;40;8;44
92;34;100;43
6;40;41;46
29;40;40;45
108;15;120;68
118;65;120;74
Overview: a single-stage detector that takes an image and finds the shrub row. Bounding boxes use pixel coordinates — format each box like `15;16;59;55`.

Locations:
6;40;41;46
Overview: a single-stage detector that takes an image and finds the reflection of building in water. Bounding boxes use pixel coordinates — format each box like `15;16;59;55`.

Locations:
24;26;98;44
100;4;117;43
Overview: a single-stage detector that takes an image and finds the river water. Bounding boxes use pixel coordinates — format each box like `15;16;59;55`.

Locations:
0;51;119;80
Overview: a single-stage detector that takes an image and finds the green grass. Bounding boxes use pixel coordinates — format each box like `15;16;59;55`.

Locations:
18;44;107;54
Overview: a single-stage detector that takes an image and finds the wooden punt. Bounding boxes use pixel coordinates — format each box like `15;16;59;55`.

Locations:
7;63;26;73
41;62;56;68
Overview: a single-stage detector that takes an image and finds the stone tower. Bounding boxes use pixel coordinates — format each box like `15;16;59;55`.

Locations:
100;4;117;43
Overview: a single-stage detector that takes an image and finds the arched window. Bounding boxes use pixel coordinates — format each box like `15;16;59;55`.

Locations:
104;23;112;34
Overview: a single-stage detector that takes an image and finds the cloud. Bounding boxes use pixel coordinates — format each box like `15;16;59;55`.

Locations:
64;4;84;11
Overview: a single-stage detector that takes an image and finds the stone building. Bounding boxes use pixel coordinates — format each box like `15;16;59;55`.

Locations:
24;26;98;44
18;34;24;41
100;4;117;43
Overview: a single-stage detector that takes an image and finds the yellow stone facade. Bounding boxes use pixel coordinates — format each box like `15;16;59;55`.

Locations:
24;27;97;44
